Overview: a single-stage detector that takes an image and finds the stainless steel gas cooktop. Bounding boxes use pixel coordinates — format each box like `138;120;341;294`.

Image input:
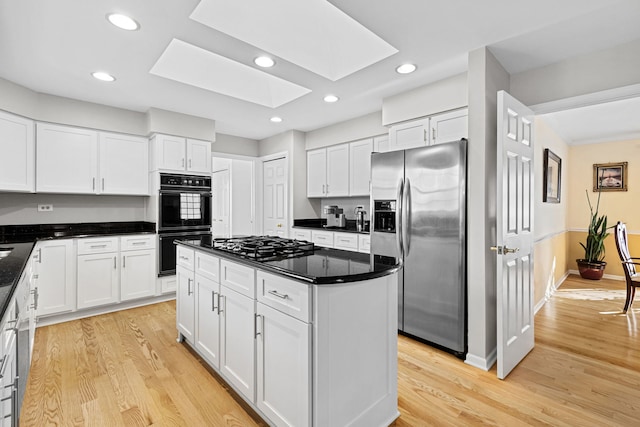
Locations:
208;236;315;261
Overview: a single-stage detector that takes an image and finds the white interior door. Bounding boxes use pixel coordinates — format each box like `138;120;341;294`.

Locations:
496;90;535;379
212;170;230;237
263;157;287;237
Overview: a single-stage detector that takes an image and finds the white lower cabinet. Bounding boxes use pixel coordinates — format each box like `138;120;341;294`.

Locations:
176;265;195;343
77;252;119;309
34;239;75;317
311;230;334;248
195;274;221;368
334;232;358;251
256;302;310;427
120;249;155;301
219;284;256;402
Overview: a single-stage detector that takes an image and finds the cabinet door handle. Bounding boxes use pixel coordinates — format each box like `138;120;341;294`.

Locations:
189;159;192;168
37;248;42;263
113;256;117;269
93;177;96;190
30;287;39;311
326;184;329;194
254;313;263;338
432;127;436;141
187;278;192;296
181;158;185;168
102;178;105;190
219;294;225;314
268;289;289;300
212;291;217;312
122;255;125;268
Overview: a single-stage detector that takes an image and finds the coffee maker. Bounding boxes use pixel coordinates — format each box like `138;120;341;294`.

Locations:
324;205;346;228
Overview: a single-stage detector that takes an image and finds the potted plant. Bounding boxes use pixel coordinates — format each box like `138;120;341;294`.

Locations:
576;189;610;280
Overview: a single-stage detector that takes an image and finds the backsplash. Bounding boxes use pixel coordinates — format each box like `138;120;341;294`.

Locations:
0;193;147;225
320;197;370;221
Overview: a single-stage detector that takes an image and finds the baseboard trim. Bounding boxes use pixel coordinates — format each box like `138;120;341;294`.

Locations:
36;293;176;327
465;348;496;371
535;271;570;313
567;269;624;281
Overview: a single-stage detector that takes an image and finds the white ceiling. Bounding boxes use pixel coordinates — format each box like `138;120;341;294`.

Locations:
0;0;639;141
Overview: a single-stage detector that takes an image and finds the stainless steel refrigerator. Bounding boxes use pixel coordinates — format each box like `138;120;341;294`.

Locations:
371;139;466;356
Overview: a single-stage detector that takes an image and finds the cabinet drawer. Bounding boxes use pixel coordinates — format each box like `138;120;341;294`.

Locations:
221;260;255;298
334;232;358;251
358;234;371;253
311;231;334;248
257;271;310;322
77;237;119;255
196;252;220;283
291;229;312;242
120;234;156;251
176;246;195;270
160;276;176;294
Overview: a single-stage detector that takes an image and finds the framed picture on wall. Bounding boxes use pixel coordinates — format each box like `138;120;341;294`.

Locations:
593;162;628;191
543;148;561;203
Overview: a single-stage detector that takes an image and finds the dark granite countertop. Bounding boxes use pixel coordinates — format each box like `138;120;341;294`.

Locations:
293;218;370;234
0;221;156;244
0;221;156;321
178;236;399;285
0;242;35;320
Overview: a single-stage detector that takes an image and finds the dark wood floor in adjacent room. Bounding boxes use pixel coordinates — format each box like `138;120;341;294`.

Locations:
21;275;640;426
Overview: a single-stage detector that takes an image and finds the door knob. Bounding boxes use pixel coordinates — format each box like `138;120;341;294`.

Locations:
490;246;519;255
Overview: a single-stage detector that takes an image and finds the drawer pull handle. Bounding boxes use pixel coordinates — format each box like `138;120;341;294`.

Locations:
90;244;108;249
268;290;289;300
132;242;146;246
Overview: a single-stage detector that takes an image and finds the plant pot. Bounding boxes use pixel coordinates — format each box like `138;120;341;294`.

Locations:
576;259;607;280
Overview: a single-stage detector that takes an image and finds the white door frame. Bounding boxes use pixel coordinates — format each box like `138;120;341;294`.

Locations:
256;151;289;236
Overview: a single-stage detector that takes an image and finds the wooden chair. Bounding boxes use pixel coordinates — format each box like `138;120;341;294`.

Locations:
614;221;640;312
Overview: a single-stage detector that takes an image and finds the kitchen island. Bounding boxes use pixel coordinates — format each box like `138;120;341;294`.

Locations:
175;236;400;427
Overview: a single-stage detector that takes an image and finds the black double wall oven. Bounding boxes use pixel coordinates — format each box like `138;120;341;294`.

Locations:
158;173;212;276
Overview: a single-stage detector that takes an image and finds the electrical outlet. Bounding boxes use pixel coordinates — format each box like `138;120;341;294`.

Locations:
38;204;53;212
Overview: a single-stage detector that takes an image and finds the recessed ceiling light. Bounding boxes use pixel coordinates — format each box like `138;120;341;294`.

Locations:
323;95;339;103
396;63;417;74
92;71;116;82
106;13;140;31
270;116;283;123
254;56;275;68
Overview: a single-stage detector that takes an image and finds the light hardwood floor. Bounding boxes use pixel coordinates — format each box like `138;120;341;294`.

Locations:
21;275;640;426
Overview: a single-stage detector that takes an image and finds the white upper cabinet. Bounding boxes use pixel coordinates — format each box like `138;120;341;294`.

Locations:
99;132;148;195
373;134;389;153
0;111;35;192
349;138;373;196
150;134;211;174
36;123;99;194
326;144;349;197
36;123;149;195
306;148;327;197
388;117;430;151
307;144;349;198
186;138;212;173
429;108;468;145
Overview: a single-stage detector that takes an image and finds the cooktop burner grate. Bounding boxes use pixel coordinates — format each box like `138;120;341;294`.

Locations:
211;236;315;261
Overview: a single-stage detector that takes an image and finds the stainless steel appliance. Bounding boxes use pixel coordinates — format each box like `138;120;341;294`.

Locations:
355;207;366;232
371;139;467;356
158;173;213;275
324;205;346;228
209;236;315;261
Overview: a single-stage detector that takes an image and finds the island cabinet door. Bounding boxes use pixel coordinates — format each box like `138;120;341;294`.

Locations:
219;285;255;402
176;266;195;343
195;273;220;369
256;302;311;427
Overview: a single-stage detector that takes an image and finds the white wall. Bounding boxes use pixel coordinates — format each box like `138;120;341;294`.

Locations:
304;111;388;151
0;193;147;225
465;47;510;371
214;133;259;157
382;73;468;126
146;107;215;141
510;38;640;107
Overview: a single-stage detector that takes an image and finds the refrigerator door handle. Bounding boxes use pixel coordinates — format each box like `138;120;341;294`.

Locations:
396;178;404;259
403;178;411;256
